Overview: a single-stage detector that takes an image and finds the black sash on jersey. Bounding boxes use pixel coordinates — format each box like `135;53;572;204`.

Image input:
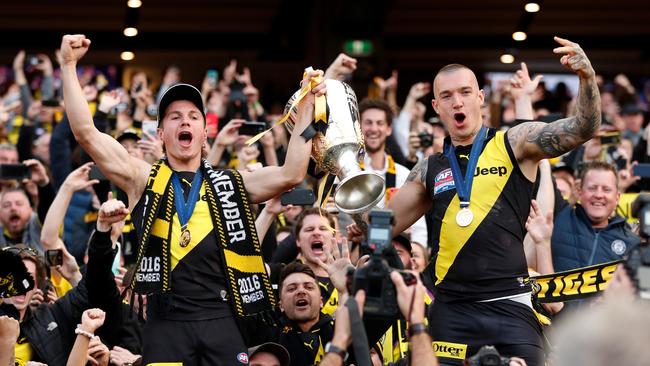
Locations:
129;159;276;320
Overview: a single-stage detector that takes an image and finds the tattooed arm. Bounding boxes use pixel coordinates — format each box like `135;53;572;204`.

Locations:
387;158;433;237
508;37;600;176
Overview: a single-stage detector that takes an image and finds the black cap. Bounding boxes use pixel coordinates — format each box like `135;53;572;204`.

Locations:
157;83;205;123
621;104;643;115
116;129;140;143
392;233;412;254
248;342;290;366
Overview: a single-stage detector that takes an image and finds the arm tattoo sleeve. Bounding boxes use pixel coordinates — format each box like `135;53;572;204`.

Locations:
524;77;601;158
406;158;428;183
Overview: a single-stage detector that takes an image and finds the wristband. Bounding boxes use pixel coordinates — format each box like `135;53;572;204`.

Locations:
325;342;349;362
408;323;428;338
75;325;94;339
124;357;142;366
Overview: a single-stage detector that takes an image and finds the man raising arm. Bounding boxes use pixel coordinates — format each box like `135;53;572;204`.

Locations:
60;34;323;207
372;37;599;366
507;36;601;179
60;34;326;365
389;37;600;235
60;35;149;210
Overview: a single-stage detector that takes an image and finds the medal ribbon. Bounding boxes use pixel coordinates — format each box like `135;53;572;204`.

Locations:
444;125;487;209
171;169;203;230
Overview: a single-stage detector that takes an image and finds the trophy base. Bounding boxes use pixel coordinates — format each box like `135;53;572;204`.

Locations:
334;171;385;214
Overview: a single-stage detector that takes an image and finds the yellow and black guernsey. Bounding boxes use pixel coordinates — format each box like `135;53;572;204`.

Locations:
130;160;275;321
423;128;533;302
316;276;339;316
132;170;231;320
14;333;33;366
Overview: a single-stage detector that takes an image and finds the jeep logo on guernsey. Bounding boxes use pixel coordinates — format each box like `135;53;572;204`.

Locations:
474;165;508;177
433;341;467;359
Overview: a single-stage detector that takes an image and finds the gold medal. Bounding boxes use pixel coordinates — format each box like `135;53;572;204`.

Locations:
180;228;192;247
456;207;474;227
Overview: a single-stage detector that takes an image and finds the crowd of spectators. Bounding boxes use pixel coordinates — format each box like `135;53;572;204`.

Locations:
1;41;650;366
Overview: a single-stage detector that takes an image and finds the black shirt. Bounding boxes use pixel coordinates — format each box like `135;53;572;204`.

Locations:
139;171;231;320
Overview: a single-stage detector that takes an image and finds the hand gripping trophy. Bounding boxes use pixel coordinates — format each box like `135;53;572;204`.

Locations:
282;71;385;214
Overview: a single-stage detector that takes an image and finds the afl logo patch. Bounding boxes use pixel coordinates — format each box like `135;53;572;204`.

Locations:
611;240;626;255
237;352;249;363
434;168;455;195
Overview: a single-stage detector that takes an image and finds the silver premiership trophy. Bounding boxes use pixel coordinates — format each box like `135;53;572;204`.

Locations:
284;79;385;214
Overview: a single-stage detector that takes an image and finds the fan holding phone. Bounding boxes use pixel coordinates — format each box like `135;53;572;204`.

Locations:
0;158;51;251
138;120;164;164
36;245;82;306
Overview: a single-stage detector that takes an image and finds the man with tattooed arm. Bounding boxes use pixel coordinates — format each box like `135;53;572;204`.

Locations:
349;37;600;365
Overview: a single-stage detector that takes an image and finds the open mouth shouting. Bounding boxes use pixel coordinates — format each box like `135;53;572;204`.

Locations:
453;112;467;126
294;297;310;311
311;241;325;256
9;214;21;228
178;130;193;148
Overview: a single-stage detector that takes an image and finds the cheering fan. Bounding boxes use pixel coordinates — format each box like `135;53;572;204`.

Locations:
0;249;35;298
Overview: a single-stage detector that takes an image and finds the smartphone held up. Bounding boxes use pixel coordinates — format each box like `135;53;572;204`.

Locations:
45;249;63;267
280;188;316;206
0;164;31;180
238;121;266;136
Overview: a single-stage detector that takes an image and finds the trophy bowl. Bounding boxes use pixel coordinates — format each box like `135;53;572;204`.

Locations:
284;79;385;214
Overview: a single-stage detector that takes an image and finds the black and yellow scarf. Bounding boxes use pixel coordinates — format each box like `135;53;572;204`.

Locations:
129;159;276;319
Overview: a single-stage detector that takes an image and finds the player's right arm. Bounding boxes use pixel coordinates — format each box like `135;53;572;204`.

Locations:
60;35;150;207
388;158;432;236
346;158;431;243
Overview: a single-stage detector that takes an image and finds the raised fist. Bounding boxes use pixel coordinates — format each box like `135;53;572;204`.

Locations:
81;308;106;333
324;53;357;81
96;192;129;232
60;34;91;65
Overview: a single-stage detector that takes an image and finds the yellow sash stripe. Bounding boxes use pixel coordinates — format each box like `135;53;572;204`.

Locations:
151;164;172;195
436;132;512;285
314;337;325;364
151;218;170;239
223;249;266;273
